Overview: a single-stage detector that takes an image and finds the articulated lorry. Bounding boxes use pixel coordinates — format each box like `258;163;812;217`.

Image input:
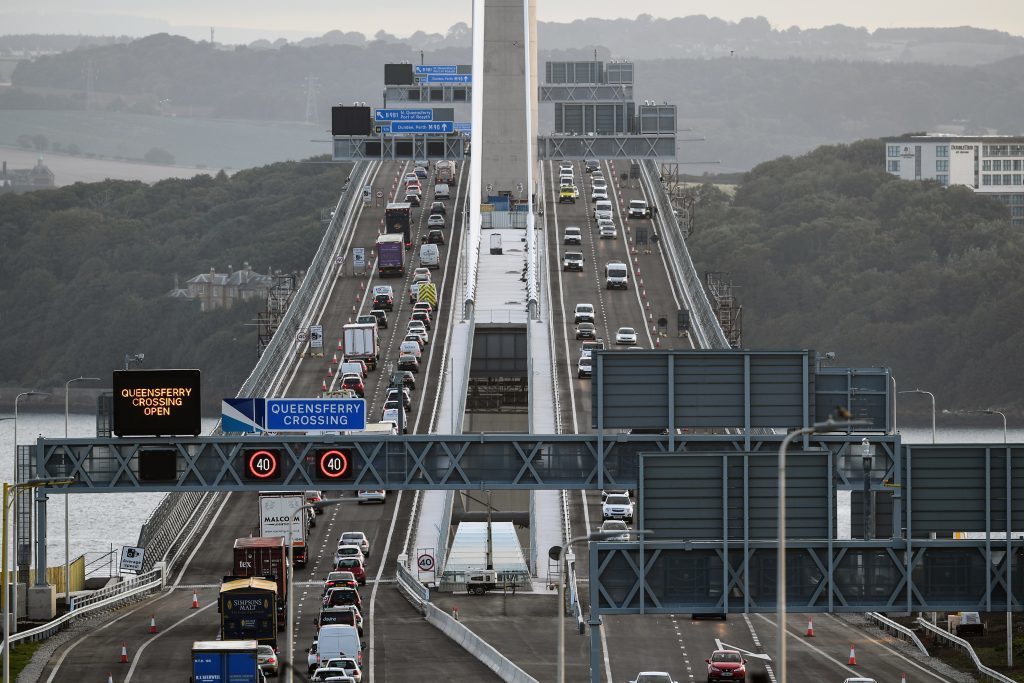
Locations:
376;233;405;277
219;577;278;647
191;640;261;683
342;322;379;370
436;160;457;185
385;201;412;247
257;492;308;567
232;536;287;624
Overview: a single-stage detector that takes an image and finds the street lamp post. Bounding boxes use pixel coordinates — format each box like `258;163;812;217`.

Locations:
12;390;48;635
777;415;866;683
2;477;74;683
63;377;99;608
557;529;650;683
898;389;936;443
285;499;344;683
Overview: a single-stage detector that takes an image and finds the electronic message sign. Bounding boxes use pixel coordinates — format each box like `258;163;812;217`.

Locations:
113;370;201;437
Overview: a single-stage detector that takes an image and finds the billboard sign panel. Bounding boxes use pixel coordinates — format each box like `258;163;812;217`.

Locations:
258;493;305;543
265;398;366;432
112;369;201;437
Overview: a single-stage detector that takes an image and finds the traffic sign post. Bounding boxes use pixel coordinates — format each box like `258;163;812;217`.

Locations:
352;247;366;276
244;448;281;480
119;546;145;574
265;398;366;432
317;449;352;480
417;553;435;571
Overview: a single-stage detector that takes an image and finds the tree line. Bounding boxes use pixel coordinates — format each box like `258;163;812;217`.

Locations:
685;139;1023;419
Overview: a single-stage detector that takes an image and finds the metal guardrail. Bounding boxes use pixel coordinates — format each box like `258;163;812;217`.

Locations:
396;561;430;606
11;567;163;645
915;617;1015;682
639;159;730;350
137;491;207;572
866;612;930;656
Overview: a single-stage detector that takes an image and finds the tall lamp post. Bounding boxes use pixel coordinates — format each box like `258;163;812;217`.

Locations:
12;390;49;635
897;389;936;443
777;415;867;683
557;529;650;683
64;376;99;607
285;499;345;683
3;477;74;683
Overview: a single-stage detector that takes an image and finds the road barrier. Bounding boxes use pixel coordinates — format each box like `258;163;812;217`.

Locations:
916;617;1014;682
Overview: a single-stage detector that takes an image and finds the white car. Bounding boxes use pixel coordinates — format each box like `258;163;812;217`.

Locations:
591;187;608;202
574;303;595;324
615;327;638;345
592;177;607;190
630;673;677;683
427;213;445;228
602;493;634;522
601;489;631;501
333;544;366;566
322;657;363;682
559;161;574;172
577;355;592;379
600;519;631;541
412;267;431;283
599;221;617;239
357;490;386;504
407;323;429;345
595;207;613;221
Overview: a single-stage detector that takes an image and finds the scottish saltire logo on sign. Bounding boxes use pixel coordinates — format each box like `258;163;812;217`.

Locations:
222;398;265;433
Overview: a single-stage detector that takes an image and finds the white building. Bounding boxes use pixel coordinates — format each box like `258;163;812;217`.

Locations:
883;134;1024;227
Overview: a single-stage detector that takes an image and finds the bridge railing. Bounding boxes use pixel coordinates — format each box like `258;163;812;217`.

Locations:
639;159;730;350
10;565;164;645
915;617;1014;682
866;612;929;656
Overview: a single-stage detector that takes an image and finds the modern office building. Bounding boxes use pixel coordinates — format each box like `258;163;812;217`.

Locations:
883;134;1024;226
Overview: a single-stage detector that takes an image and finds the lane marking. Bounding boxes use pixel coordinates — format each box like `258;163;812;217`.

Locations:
123;602;217;681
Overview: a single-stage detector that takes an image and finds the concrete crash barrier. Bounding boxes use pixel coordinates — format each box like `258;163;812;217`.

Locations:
424;602;538;683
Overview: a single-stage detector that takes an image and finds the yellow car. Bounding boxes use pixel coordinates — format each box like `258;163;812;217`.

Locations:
559;186;576;203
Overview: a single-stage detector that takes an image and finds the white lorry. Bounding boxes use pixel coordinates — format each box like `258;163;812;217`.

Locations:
343;323;379;371
258;492;309;567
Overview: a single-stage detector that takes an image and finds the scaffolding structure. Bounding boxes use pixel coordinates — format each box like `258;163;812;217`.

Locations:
703;271;742;348
256;273;297;356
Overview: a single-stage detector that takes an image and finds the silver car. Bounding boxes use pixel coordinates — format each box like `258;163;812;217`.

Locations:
339;531;370;558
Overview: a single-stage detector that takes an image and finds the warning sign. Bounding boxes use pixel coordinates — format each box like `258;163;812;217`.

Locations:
417;282;437;307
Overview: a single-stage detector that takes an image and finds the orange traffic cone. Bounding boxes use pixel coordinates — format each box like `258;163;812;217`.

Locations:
337;339;343;351
848;644;857;666
191;591;199;609
327;366;333;377
321;379;327;392
331;353;338;365
901;674;906;683
120;642;129;663
806;618;814;637
149;614;158;633
108;673;114;683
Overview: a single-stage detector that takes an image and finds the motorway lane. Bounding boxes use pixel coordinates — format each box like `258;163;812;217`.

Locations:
41;161;498;682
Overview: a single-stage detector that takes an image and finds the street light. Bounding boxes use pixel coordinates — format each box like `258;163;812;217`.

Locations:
3;477;74;683
285;498;346;683
64;376;99;608
898;389;936;444
777;414;867;683
12;390;48;636
556;529;651;683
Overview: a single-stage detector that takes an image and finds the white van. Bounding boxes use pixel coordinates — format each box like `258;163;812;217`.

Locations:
419;243;440;269
399;340;422;359
594;199;613;221
317;624;364;669
434;183;450;199
605;261;629;290
340;361;366;379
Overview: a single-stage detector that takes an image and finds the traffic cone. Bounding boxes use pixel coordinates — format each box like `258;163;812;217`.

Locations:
337;339;343;351
108;673;114;683
120;642;129;663
901;674;906;683
150;614;158;634
321;380;328;392
805;617;814;637
327;366;333;377
191;591;199;609
332;353;338;365
848;644;856;665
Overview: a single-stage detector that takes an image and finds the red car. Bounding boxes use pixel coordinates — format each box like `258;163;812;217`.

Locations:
335;557;366;585
340;374;364;397
705;650;746;681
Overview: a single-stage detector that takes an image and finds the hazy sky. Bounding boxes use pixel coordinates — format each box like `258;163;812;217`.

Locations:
3;1;1023;40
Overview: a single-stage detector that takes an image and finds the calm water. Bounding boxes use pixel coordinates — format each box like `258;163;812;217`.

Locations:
0;414;1018;573
0;412;217;571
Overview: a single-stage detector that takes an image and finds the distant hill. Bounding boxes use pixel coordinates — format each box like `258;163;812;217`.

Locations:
2;19;1023;171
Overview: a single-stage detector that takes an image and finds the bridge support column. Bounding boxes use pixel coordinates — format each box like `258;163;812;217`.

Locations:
30;488;56;619
34;488;47;587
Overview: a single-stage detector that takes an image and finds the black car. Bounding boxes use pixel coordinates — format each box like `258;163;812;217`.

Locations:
429;201;446;215
372;293;393;311
575;322;596;340
392;370;416;391
425;229;445;245
585;159;600;173
370;309;388;329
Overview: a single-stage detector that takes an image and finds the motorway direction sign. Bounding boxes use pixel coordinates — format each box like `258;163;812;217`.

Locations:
375;108;433;122
265;398;366;432
422;74;472;84
414;65;458;75
454;122;471;134
390;121;454;134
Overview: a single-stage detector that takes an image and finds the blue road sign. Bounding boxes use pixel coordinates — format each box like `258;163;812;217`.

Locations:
265;398;366;432
374;108;433;122
391;121;454;134
454;122;471;134
222;398;265;433
423;74;472;84
415;65;458;75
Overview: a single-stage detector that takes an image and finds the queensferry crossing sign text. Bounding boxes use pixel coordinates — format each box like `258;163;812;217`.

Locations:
266;398;365;430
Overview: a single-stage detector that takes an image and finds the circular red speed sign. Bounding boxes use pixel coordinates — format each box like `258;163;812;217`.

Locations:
247;449;279;479
318;449;351;478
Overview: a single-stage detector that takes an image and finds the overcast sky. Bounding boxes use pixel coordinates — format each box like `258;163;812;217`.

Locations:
3;1;1023;41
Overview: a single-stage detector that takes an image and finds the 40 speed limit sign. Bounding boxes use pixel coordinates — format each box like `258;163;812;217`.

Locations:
417;553;435;571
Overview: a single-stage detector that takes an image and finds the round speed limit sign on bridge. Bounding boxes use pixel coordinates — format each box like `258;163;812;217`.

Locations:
417;553;435;571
